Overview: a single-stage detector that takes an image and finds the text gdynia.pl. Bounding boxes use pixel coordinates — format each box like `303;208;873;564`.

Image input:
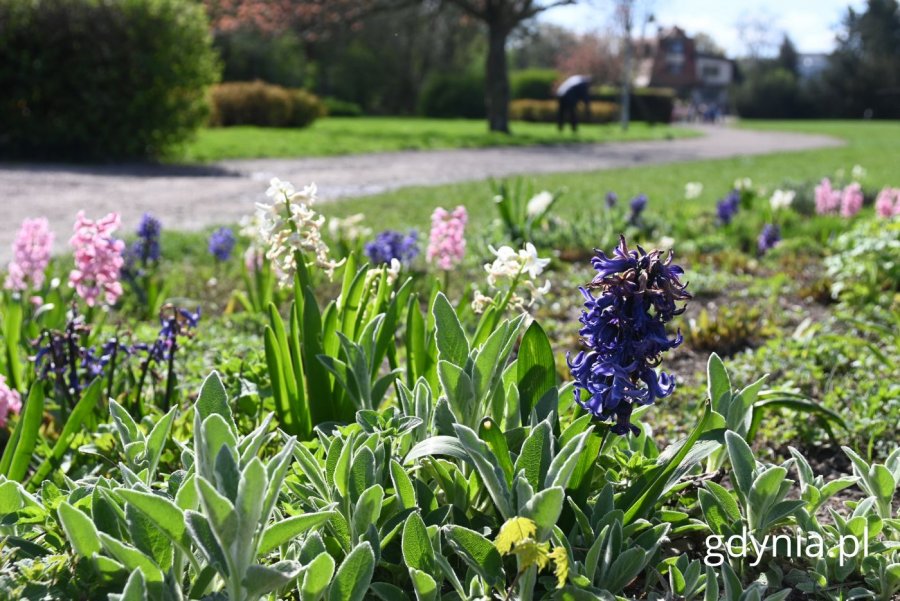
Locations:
705;527;871;567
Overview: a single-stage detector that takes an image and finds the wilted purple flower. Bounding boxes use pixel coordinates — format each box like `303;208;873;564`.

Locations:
757;224;781;255
133;213;162;265
33;315;129;402
716;191;741;225
365;230;419;265
208;227;236;262
567;236;690;435
137;305;201;365
605;191;618;208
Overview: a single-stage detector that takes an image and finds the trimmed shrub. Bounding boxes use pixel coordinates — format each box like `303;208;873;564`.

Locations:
323;97;364;117
593;86;675;123
418;73;485;119
0;0;219;160
209;81;324;127
510;69;559;100
733;68;811;119
509;99;618;123
287;89;325;127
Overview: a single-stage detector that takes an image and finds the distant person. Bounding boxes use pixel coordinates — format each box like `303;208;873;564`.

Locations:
556;75;592;132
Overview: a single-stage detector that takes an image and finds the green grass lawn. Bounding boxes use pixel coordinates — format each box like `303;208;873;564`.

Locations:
175;117;697;161
319;120;900;231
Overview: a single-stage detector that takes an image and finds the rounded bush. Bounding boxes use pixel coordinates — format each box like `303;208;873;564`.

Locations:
287;89;325;127
0;0;220;160
418;73;485;119
208;81;324;128
510;69;559;100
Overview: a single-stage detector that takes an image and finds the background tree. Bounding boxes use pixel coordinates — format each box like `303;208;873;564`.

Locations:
509;22;578;70
776;35;799;76
555;29;622;86
821;0;900;118
205;0;580;132
440;0;579;133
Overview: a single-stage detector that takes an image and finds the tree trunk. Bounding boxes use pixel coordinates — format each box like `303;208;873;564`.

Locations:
485;22;511;133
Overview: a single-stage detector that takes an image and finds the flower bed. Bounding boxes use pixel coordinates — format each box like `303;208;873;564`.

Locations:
0;170;898;600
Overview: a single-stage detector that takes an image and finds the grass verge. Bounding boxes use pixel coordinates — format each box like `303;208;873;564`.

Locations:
175;117;697;161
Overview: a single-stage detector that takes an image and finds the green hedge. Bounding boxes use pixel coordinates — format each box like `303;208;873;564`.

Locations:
418;73;485;119
0;0;220;160
593;86;675;123
323;97;364;117
510;69;559;100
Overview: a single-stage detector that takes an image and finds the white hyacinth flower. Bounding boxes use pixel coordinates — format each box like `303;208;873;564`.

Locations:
684;182;703;199
769;189;796;211
851;164;866;179
526;191;554;218
734;177;753;191
255;178;343;286
518;243;550;280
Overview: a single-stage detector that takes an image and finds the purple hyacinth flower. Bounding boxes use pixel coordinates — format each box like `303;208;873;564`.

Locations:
364;230;419;265
567;236;690;435
716;190;741;225
132;213;162;265
208;227;236;262
757;224;781;255
605;191;618;208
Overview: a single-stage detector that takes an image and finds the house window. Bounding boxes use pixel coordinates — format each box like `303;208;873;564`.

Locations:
702;65;720;78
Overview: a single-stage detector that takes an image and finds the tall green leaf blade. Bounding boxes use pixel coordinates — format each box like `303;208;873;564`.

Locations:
1;383;44;481
28;379;102;486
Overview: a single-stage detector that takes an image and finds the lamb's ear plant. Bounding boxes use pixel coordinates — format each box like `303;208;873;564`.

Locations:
657;555;714;601
53;372;337;601
563;490;671;598
704;353;846;473
699;431;805;549
841;445;900;519
432;291;525;430
108;400;176;485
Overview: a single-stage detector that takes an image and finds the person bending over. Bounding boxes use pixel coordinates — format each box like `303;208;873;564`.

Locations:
556;75;592;132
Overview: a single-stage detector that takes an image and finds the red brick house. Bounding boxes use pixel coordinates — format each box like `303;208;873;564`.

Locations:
634;26;733;107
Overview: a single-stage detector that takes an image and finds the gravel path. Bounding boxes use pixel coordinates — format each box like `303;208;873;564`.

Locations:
0;125;841;260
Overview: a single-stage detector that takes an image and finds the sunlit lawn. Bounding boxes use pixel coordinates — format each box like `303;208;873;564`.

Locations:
318;120;900;231
175;117;697;161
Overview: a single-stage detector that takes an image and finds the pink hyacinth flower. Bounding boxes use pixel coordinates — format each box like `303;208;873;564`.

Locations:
0;374;22;429
68;211;126;307
840;183;864;218
427;206;468;271
875;188;900;218
4;218;54;292
814;178;841;215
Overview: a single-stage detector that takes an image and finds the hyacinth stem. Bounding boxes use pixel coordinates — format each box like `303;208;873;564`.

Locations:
442;270;450;297
280;189;313;309
105;335;119;401
163;344;176;411
495;268;524;317
134;359;150;418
